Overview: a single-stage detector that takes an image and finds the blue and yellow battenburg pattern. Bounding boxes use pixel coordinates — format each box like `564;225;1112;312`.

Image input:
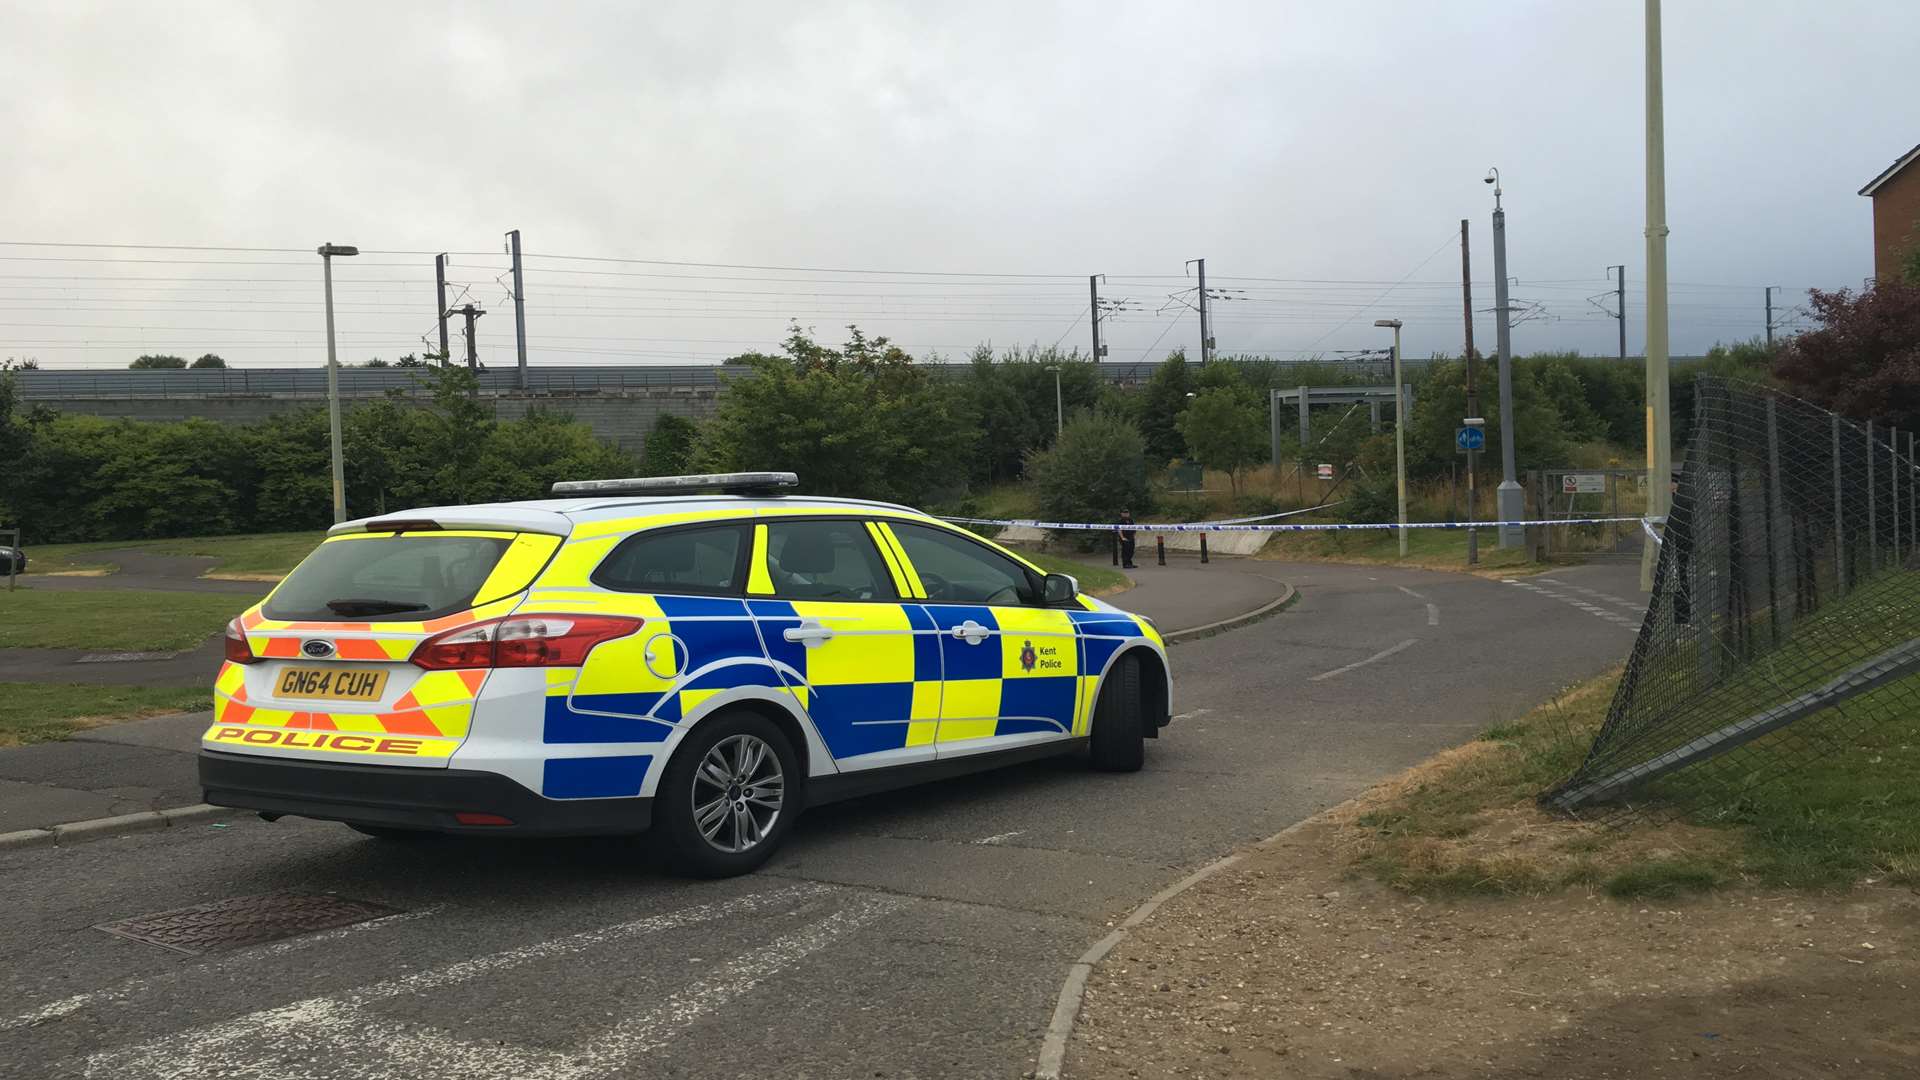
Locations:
513;516;1158;799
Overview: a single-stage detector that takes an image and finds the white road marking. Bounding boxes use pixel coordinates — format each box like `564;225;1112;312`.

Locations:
1425;603;1440;627
973;830;1026;845
575;896;905;1069
1394;585;1428;600
1169;707;1212;723
1506;579;1641;632
1309;638;1418;682
82;887;891;1080
341;885;824;1005
1;906;445;1033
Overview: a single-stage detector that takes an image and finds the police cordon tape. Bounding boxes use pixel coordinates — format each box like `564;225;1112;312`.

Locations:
939;514;1667;534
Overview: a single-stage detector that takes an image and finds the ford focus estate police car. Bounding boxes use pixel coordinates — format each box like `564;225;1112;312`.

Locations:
200;473;1172;876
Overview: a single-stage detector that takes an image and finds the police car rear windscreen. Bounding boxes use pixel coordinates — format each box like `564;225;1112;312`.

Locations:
264;535;513;622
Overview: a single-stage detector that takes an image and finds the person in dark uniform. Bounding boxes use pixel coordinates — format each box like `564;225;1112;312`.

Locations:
1118;509;1138;569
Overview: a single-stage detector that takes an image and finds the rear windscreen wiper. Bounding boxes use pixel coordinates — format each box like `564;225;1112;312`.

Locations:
324;598;431;616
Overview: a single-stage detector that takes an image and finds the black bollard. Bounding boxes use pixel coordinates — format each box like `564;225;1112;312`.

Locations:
1111;530;1119;566
1156;535;1166;566
1200;533;1210;563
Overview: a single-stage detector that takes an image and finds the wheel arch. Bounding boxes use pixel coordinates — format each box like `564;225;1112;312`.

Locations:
674;687;822;787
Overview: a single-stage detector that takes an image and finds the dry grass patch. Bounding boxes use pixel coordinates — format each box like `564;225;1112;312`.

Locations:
1341;670;1744;898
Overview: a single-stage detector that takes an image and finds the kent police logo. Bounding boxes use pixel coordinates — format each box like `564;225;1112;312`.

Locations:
1019;640;1037;672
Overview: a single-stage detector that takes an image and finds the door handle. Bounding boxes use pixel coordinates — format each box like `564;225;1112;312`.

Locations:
783;622;834;647
949;620;990;645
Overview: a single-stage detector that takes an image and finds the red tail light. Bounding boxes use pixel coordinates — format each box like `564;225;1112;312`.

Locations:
411;615;643;670
224;616;260;665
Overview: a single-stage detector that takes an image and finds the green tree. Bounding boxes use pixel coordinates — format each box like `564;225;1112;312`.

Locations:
696;328;976;504
1178;386;1266;493
1404;357;1573;480
641;414;699;476
129;355;187;369
190;353;227;369
960;345;1101;484
1025;411;1149;538
1138;351;1193;466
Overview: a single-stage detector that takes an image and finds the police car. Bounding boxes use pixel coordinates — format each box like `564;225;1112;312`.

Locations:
200;473;1172;876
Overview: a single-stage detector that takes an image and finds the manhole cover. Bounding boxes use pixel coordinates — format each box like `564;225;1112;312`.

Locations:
95;893;403;955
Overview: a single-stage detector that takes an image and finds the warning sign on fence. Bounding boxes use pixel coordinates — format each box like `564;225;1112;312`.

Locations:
1562;473;1606;494
1316;463;1334;480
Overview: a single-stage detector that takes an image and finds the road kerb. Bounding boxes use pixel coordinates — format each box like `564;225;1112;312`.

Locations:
1160;583;1296;645
51;811;167;842
1031;811;1328;1080
0;828;55;852
0;804;242;852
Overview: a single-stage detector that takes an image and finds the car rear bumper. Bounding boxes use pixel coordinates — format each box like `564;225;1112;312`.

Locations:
200;750;652;836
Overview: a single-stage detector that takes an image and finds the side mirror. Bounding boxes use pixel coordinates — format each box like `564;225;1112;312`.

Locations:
1042;573;1079;604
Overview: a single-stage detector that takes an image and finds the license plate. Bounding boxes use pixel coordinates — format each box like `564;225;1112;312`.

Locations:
275;666;389;702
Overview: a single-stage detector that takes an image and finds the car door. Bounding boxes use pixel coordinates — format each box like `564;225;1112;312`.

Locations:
883;521;1081;759
747;518;939;772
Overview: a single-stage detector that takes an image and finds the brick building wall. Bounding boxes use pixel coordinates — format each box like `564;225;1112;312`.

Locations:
1871;162;1920;279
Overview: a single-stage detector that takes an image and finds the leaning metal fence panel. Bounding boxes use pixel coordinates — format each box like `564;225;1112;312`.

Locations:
1543;377;1920;823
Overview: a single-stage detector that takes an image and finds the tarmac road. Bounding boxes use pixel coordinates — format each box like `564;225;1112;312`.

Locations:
0;560;1644;1080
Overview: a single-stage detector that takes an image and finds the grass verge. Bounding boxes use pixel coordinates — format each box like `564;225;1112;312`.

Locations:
1022;552;1130;595
0;683;208;747
24;531;321;577
0;588;261;651
1345;667;1920;898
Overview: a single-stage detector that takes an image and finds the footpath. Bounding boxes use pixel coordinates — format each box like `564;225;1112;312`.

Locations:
0;554;1292;840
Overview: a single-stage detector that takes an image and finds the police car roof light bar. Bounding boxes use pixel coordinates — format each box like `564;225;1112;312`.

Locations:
550;472;800;497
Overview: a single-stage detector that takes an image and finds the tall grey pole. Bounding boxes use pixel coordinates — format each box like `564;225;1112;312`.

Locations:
435;253;450;363
1053;368;1063;435
1764;286;1776;346
1461;219;1480;565
1196;258;1211;363
322;249;346;524
1491;183;1522;547
1089;275;1105;361
1392;325;1408;557
508;229;528;390
1641;0;1674;592
1610;265;1627;360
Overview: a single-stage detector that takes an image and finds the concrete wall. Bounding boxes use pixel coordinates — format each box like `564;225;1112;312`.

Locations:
34;388;722;456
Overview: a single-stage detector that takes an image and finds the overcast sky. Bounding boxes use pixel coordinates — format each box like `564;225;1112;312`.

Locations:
2;0;1914;369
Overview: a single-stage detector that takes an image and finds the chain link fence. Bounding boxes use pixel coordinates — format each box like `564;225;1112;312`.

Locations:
1543;377;1920;822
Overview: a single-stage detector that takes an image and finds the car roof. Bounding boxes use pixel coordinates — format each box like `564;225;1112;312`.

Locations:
328;494;935;537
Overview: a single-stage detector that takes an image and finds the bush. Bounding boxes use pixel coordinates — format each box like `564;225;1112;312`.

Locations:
1025;411;1149;535
641;414;699;476
1;366;637;543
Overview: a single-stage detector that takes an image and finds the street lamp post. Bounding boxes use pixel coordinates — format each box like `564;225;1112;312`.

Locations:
1374;319;1408;557
318;243;359;523
1046;365;1063;435
1484;168;1523;548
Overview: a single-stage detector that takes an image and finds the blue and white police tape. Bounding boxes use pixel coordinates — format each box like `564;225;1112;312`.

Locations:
939;514;1668;534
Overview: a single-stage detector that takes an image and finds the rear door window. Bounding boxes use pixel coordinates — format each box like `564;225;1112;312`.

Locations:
763;520;896;601
594;525;747;595
265;534;514;622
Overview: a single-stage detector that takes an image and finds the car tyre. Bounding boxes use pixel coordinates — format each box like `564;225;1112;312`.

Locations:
653;710;800;878
1089;652;1146;772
